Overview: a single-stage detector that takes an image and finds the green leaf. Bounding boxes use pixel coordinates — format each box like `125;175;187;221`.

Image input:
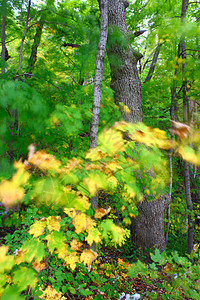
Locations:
150;249;166;265
21;238;46;262
45;231;66;253
1;285;26;300
13;267;38;291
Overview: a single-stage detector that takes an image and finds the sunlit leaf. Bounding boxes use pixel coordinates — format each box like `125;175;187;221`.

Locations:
28;150;61;171
0;246;15;273
95;207;111;219
32;258;46;272
13;267;37;291
46;216;61;232
29;219;46;238
178;146;199;165
80;249;98;271
85;227;101;245
70;239;83;251
72;212;95;234
98;128;125;155
65;252;80;270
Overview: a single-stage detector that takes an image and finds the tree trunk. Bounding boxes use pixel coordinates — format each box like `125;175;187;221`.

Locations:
144;43;162;83
25;19;43;79
89;0;108;151
181;0;194;256
89;0;108;215
107;0;169;255
107;0;143;123
1;14;6;74
18;0;31;72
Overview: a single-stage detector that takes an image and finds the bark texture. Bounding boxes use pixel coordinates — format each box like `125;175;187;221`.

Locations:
89;0;108;150
18;0;31;71
181;0;194;256
107;0;169;255
144;43;162;83
1;14;6;74
131;195;170;253
25;19;43;79
107;0;143;123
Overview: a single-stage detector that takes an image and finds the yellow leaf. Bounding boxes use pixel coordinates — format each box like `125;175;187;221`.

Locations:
85;228;101;245
56;244;69;260
86;148;107;161
72;212;95;234
64;207;77;218
98;128;125;155
40;285;66;300
28;150;61;171
65;252;79;270
84;172;108;196
0;246;15;272
15;249;25;265
0;181;24;207
95;207;111;219
0;163;30;207
29;220;46;238
47;216;61;232
123;105;131;115
80;249;98;271
107;176;118;187
70;239;83;251
32;259;46;272
178;146;199;165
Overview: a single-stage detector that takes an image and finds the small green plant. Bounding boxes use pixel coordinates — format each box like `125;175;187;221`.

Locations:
129;248;200;299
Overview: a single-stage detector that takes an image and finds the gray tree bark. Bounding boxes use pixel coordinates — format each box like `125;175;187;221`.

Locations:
107;0;143;123
1;14;6;74
107;0;169;255
18;0;31;71
181;0;194;256
144;43;162;83
89;0;108;212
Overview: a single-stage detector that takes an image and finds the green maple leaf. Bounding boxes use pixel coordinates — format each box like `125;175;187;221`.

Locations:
13;267;38;291
45;231;66;253
21;238;46;262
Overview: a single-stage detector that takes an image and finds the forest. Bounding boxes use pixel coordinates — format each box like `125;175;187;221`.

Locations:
0;0;200;299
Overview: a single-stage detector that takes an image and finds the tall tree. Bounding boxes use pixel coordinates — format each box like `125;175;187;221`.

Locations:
89;0;108;211
107;0;169;254
181;0;194;256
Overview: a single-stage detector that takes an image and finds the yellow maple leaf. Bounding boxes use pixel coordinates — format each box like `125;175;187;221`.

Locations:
84;172;108;196
15;249;25;265
0;162;30;207
70;239;83;251
107;176;118;187
47;216;61;232
123;105;131;115
0;181;24;207
85;227;101;246
80;249;98;271
29;220;46;238
86;148;107;161
98;128;125;155
63;207;77;218
95;207;111;219
56;244;70;260
28;150;61;171
0;246;15;272
32;258;46;272
72;212;95;234
40;285;66;300
178;146;199;165
65;252;79;270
